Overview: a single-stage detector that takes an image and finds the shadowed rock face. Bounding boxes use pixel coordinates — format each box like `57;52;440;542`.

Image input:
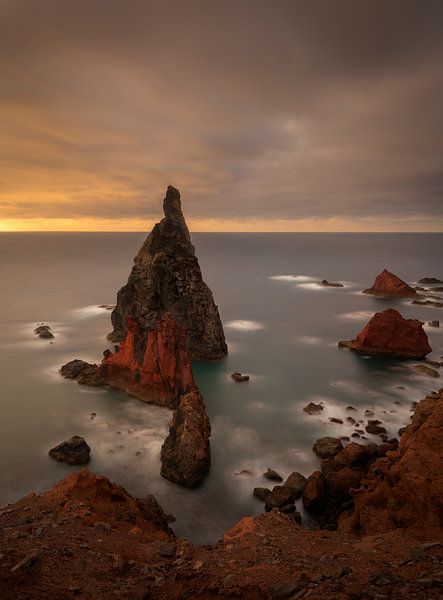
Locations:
108;185;227;361
160;388;211;487
60;186;223;486
338;308;431;359
362;269;417;297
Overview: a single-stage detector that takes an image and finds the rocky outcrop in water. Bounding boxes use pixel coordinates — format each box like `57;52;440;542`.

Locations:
60;186;225;486
160;388;211;487
108;185;227;361
48;436;90;465
362;269;417;297
2;391;442;600
338;308;432;359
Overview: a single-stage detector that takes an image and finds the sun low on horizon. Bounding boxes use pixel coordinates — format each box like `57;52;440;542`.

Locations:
1;0;442;234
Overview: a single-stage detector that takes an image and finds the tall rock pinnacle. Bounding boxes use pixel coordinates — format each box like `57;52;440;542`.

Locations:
108;185;227;361
60;186;225;486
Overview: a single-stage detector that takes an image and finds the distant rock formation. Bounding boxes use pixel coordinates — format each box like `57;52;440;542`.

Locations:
338;308;431;359
108;185;227;361
61;186;225;486
362;269;417;297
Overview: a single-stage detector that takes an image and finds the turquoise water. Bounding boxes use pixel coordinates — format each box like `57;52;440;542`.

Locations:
0;232;441;543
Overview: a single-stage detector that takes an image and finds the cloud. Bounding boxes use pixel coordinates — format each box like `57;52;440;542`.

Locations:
0;0;442;230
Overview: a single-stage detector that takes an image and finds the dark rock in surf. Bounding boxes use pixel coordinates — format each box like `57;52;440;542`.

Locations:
49;436;90;465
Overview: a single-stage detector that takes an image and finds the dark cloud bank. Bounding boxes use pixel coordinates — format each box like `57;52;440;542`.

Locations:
0;0;442;229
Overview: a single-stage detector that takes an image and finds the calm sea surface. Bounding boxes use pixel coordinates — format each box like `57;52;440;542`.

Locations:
0;232;442;543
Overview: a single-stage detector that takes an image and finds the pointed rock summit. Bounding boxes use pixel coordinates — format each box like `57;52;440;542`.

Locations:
362;269;417;297
61;186;226;486
338;308;431;359
108;185;227;361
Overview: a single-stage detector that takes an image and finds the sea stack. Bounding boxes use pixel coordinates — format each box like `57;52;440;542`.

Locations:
108;185;227;361
338;308;431;359
61;186;226;486
362;269;417;297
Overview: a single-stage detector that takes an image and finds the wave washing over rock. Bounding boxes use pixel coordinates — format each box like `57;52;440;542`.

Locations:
1;390;442;599
60;186;227;487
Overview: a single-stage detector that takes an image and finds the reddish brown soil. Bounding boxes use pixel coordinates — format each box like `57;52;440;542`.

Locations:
1;393;442;600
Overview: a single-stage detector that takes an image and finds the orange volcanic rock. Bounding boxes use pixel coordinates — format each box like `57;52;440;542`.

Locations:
348;389;443;533
362;269;417;297
60;187;223;485
101;313;195;408
338;308;431;359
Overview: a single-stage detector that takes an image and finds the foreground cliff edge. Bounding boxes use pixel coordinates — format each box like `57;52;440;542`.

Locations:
60;186;227;487
1;390;442;599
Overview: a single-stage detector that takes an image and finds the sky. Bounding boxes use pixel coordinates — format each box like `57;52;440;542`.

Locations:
1;0;442;232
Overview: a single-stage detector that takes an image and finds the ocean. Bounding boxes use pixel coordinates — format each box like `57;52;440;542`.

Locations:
0;232;441;543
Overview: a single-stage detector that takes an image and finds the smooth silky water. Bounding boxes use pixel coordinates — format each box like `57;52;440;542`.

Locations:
0;232;442;543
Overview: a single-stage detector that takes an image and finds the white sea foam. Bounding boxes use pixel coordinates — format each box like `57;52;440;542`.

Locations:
70;305;106;319
225;319;265;331
297;336;323;345
269;274;317;282
337;310;374;321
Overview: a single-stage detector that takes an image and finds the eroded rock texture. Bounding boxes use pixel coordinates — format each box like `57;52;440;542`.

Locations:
60;186;224;485
362;269;417;297
349;389;443;532
338;308;431;359
108;185;227;361
160;388;211;487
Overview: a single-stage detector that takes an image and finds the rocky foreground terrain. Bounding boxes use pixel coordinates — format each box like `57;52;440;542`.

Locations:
1;389;442;600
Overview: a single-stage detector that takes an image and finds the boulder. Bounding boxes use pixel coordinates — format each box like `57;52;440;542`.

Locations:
362;269;417;297
338;308;431;359
265;486;298;511
303;402;323;414
49;436;90;465
312;437;343;459
302;471;327;512
283;472;307;498
34;324;54;339
230;372;250;382
428;320;440;327
263;468;283;482
253;487;271;502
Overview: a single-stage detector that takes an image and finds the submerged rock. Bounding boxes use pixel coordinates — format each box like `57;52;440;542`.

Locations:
428;320;440;327
338;308;431;359
418;277;443;284
414;364;440;378
412;299;443;308
317;279;344;288
284;472;307;498
49;436;90;465
362;269;417;297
